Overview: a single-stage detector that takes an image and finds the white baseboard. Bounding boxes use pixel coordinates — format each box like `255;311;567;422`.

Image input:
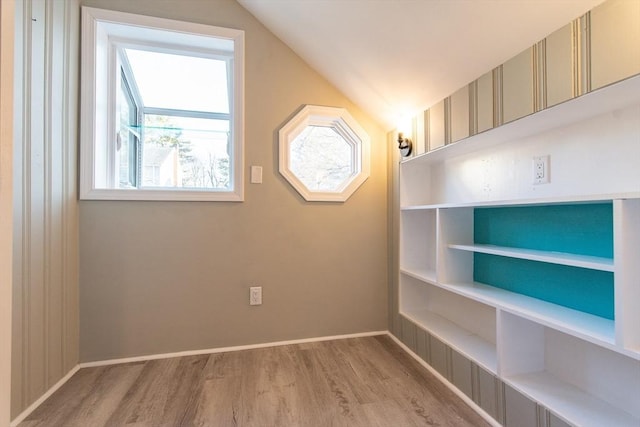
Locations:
387;333;501;427
79;330;388;368
10;365;81;427
10;330;388;425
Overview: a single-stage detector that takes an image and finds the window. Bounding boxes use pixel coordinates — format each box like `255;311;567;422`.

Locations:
279;105;370;202
80;7;244;201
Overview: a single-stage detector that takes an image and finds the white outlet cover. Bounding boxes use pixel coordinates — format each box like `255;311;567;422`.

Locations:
250;286;262;305
533;155;550;185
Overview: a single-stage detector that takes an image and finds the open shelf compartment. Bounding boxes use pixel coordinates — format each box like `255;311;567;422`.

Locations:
499;312;640;427
399;273;497;373
436;203;628;352
400;209;437;282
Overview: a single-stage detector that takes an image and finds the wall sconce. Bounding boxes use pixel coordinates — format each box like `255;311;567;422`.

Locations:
396;116;413;157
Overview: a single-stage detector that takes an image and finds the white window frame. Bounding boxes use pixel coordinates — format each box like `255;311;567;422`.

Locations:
279;105;370;202
80;7;244;201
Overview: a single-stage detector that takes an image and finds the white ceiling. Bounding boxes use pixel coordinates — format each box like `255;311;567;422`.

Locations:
238;0;605;130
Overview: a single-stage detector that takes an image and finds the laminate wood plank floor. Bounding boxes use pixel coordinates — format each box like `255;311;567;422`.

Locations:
19;335;490;427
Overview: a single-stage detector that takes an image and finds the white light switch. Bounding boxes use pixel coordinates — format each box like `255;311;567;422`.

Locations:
250;166;263;184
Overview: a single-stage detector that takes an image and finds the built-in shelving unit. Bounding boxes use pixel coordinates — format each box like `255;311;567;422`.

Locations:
398;75;640;426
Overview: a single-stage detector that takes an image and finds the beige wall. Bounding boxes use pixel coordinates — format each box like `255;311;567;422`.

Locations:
1;1;15;424
79;0;388;362
11;0;80;418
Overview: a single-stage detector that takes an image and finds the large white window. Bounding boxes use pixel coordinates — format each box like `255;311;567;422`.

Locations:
80;7;244;201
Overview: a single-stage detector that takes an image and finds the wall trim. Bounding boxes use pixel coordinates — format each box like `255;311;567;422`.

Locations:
387;333;501;427
80;330;388;368
9;365;80;427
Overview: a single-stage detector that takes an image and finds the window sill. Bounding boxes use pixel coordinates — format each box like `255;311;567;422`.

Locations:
80;188;244;202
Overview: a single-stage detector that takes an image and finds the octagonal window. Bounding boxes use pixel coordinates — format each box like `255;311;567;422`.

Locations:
279;106;370;202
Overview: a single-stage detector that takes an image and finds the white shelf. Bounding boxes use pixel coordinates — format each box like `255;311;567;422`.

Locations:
449;243;614;272
435;281;638;359
507;371;640;427
400;268;436;284
400;192;640;211
402;308;497;373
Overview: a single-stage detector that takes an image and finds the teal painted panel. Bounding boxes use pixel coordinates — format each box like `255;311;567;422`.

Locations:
474;253;614;319
474;203;613;258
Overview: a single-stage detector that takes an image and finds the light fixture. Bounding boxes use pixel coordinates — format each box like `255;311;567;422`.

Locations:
396;116;413;157
397;132;413;157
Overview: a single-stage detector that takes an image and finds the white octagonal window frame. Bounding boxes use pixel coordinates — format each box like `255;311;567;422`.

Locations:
279;105;370;202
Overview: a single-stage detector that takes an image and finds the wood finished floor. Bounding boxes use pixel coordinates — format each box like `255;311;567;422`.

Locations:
19;335;490;427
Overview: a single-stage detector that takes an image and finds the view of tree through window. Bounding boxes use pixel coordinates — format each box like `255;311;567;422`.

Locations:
138;115;230;189
117;47;232;190
289;126;354;191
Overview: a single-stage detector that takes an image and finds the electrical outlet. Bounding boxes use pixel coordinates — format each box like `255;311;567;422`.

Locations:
249;286;262;305
533;155;550;185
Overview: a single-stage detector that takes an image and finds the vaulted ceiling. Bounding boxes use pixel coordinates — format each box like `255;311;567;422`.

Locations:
238;0;605;130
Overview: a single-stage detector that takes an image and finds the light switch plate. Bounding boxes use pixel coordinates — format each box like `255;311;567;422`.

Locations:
251;165;263;184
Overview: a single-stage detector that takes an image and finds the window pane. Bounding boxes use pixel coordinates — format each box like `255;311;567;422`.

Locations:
289;125;355;191
118;78;138;188
141;115;230;189
125;48;229;113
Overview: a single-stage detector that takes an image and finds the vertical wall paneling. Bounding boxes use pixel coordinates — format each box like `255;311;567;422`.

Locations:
416;328;430;363
428;100;446;150
12;0;79;418
476;71;494;133
0;0;16;424
388;132;401;337
449;86;470;143
503;384;539;427
501;48;535;124
422;109;430;152
533;40;546;112
576;13;592;96
400;316;417;351
428;334;450;379
545;23;573;107
451;350;473;397
11;0;25;415
590;0;640;90
492;67;503;128
443;97;452;145
469;80;478;136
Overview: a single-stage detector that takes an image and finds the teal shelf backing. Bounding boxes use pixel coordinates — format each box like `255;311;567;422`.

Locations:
474;203;613;258
474;253;614;319
473;203;615;319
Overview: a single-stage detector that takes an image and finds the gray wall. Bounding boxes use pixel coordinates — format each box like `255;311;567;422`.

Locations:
11;0;80;418
78;0;388;362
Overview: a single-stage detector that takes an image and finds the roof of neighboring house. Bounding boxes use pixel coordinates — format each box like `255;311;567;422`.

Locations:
144;146;175;167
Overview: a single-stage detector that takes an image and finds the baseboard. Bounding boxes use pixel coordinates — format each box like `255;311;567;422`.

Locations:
10;365;81;427
387;333;502;427
80;330;388;368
